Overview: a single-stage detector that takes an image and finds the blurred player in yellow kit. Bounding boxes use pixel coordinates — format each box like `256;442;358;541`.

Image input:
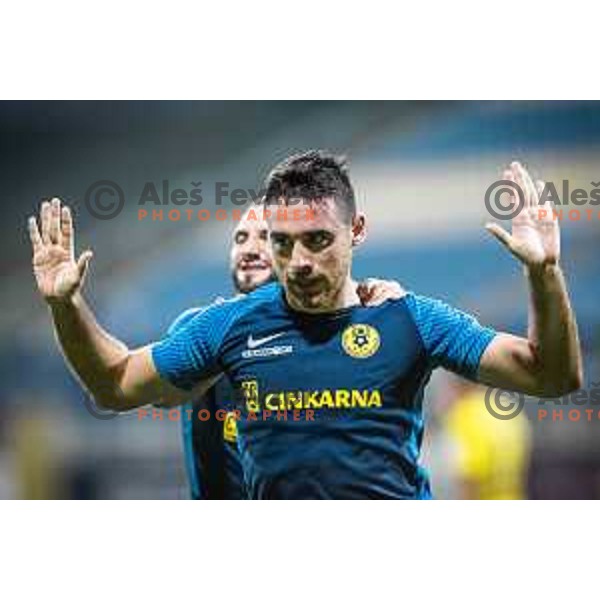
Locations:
444;377;531;499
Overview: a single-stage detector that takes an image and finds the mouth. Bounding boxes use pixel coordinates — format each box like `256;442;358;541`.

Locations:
288;278;325;295
238;259;271;273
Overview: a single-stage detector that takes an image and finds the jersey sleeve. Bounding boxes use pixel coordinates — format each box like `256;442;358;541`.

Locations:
404;293;497;379
151;298;244;391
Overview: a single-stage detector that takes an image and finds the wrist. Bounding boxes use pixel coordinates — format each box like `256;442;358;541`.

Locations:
524;261;561;280
47;290;83;311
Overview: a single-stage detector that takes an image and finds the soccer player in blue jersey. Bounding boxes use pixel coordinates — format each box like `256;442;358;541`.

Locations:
30;152;582;498
178;210;404;498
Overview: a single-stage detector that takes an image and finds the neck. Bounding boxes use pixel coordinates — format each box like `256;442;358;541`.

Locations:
285;277;360;314
338;277;360;309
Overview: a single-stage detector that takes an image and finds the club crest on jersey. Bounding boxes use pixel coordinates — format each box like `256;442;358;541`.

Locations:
341;324;380;359
241;380;260;412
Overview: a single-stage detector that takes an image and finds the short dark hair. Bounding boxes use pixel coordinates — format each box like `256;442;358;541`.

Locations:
263;150;356;223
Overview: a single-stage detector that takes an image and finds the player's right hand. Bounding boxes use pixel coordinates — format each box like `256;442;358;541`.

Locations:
28;197;93;304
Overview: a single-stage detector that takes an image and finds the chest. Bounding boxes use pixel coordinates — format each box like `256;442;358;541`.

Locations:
219;305;425;397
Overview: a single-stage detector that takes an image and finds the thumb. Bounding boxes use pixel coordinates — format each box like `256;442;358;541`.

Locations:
77;250;93;281
485;223;514;251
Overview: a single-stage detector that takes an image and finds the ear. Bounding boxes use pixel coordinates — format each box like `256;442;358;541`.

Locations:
351;212;367;247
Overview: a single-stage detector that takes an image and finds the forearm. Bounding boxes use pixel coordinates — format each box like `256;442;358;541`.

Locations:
49;291;130;401
482;161;583;397
525;263;583;393
30;198;178;410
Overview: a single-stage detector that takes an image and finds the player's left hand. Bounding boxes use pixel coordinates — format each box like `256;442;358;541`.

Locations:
357;278;405;306
485;161;560;268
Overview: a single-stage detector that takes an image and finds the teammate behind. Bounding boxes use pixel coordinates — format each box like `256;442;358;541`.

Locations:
177;209;276;499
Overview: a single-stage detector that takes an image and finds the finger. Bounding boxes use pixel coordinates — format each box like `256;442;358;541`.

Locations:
485;222;514;251
510;161;529;208
509;162;528;208
503;168;515;187
28;216;43;253
49;197;62;246
61;205;74;256
366;290;387;307
365;282;404;306
512;162;536;209
386;282;405;298
534;179;555;223
373;283;403;302
77;250;93;280
521;165;538;208
357;279;375;303
362;283;383;305
41;201;51;244
501;169;517;208
357;288;373;304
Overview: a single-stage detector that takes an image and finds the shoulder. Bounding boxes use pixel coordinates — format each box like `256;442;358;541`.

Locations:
211;282;282;323
372;291;444;321
168;282;282;340
389;291;481;349
240;281;282;307
400;292;475;326
402;291;449;313
168;307;208;336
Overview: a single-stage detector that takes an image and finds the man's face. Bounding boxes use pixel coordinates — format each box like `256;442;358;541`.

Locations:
230;214;274;294
268;198;358;313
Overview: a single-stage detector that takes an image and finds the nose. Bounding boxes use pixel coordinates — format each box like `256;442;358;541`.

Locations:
288;243;313;278
242;249;260;262
242;231;268;262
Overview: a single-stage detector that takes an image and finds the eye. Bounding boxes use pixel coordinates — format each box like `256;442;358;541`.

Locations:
270;233;293;255
303;231;334;251
234;231;248;245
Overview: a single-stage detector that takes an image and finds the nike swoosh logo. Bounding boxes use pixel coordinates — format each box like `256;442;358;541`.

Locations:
247;332;286;349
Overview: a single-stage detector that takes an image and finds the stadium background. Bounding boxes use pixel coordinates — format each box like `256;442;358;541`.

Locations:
0;100;598;499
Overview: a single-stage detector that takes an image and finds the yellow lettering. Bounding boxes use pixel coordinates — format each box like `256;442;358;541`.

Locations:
265;393;283;411
320;390;334;409
285;392;303;410
352;390;368;408
367;390;382;407
254;388;383;412
304;390;320;409
335;389;351;408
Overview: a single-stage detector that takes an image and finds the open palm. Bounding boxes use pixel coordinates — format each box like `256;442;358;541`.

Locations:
486;162;560;267
29;198;92;303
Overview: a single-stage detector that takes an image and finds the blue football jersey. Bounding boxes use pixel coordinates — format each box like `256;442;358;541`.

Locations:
169;309;245;500
153;283;496;499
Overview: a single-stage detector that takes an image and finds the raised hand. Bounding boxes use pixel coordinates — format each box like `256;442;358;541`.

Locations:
357;278;406;306
486;161;560;268
29;197;93;304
